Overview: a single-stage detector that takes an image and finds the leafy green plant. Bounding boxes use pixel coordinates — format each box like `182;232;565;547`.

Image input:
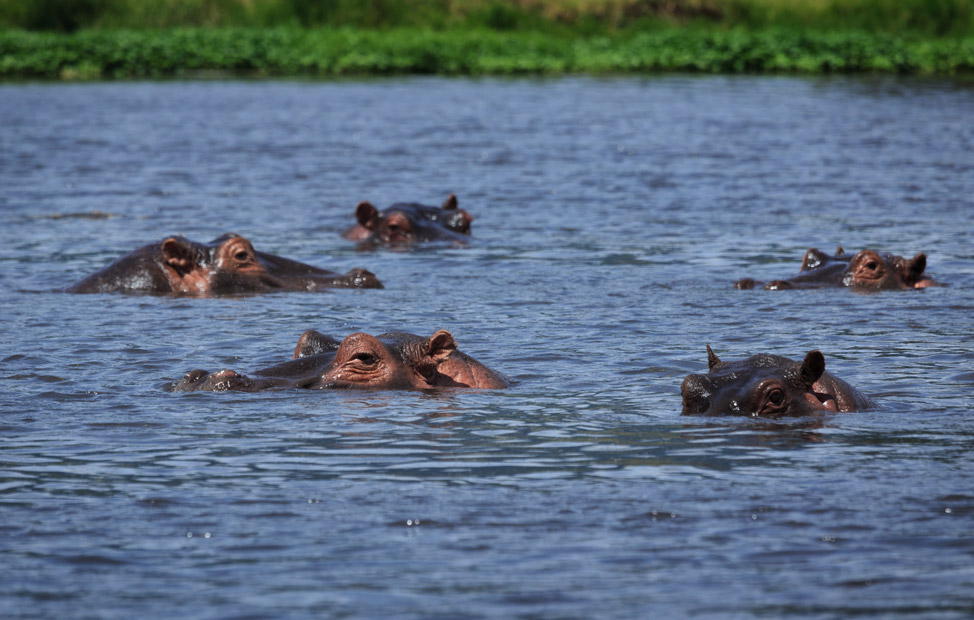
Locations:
2;26;972;79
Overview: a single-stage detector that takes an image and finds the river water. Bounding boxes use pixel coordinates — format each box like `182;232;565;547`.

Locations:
2;76;973;619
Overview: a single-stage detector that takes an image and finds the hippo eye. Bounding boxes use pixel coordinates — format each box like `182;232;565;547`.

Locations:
352;352;377;365
865;260;878;270
234;250;251;261
768;389;784;406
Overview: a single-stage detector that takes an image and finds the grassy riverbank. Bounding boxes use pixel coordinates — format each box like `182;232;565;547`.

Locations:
3;27;973;79
2;1;973;78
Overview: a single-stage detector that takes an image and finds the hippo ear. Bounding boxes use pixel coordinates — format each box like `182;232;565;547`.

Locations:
424;330;457;363
706;345;721;371
161;237;197;276
441;194;458;210
835;245;845;256
799;350;826;387
355;201;381;230
293;329;342;359
905;253;927;285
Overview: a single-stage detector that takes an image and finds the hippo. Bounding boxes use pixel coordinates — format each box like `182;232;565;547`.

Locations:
734;246;936;291
681;346;874;417
174;329;509;392
68;233;382;295
342;194;473;248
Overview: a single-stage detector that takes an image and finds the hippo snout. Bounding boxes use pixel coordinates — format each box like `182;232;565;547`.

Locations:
346;268;383;289
680;374;712;415
175;369;251;392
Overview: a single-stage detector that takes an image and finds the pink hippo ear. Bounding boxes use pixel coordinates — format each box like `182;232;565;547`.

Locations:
441;194;458;210
411;330;457;385
161;237;197;276
905;253;927;286
706;345;721;371
799;350;826;388
355;201;381;230
424;330;458;363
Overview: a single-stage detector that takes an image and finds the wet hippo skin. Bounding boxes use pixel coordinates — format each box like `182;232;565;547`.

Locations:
175;329;509;392
69;233;382;295
342;194;473;249
681;346;874;417
734;246;937;291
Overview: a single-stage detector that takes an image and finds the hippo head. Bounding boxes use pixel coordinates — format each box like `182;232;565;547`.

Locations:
436;194;475;234
162;233;272;295
175;328;509;392
352;194;473;247
176;330;461;392
681;347;838;417
735;246;935;291
841;250;930;290
292;329;508;389
316;331;458;389
163;233;381;294
68;232;382;295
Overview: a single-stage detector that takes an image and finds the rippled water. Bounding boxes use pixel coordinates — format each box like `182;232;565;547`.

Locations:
2;76;974;619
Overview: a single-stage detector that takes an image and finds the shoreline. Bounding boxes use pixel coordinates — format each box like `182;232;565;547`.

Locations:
2;27;973;80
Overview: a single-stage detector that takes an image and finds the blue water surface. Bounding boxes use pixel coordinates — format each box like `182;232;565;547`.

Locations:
1;76;973;619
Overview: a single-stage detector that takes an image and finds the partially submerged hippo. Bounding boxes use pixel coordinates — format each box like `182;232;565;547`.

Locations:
69;233;382;295
734;246;936;291
175;329;508;392
342;194;472;248
681;346;874;417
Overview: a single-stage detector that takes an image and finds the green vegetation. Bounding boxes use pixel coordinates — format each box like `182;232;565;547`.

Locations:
3;0;973;35
2;1;973;78
3;27;971;79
